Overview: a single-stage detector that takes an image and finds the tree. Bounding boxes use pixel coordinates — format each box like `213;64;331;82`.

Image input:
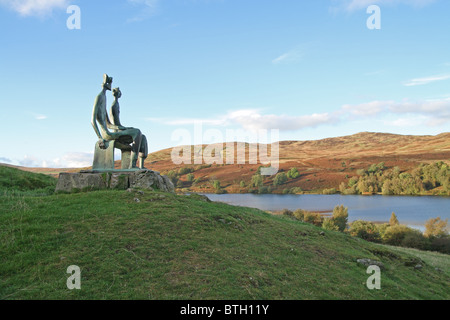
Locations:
273;172;288;186
331;205;348;232
213;180;221;191
251;174;263;188
389;212;399;226
424;217;449;238
187;173;194;182
287;167;300;179
349;220;381;242
240;180;246;188
382;225;414;246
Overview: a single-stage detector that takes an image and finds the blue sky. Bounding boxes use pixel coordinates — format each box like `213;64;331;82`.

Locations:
0;0;449;168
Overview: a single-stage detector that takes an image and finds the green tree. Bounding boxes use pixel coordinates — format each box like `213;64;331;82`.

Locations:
287;167;300;179
213;180;221;191
389;212;399;226
251;174;263;188
349;220;381;242
239;180;246;188
382;225;414;246
273;172;288;186
331;205;348;232
187;173;194;182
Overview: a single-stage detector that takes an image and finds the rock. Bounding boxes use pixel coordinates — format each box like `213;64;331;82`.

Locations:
414;264;423;270
55;170;174;193
319;231;325;236
134;198;141;203
357;259;385;270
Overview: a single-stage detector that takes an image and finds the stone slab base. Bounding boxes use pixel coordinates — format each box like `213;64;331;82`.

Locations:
56;170;174;193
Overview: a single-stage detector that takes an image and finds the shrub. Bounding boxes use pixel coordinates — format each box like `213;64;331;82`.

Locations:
293;209;306;221
178;167;194;175
258;186;271;194
287;167;300;179
382;225;415;246
349;220;381;242
322;218;339;231
281;209;294;217
424;217;449;238
251;174;263;187
240;181;246;188
212;180;221;191
273;172;288;186
332;205;348;232
290;187;303;194
375;223;389;239
322;188;337;195
187;173;194;182
389;212;399;226
429;236;450;254
303;212;324;227
401;230;430;250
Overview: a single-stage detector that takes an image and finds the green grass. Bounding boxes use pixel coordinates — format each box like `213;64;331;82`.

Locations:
0;166;56;196
1;187;449;300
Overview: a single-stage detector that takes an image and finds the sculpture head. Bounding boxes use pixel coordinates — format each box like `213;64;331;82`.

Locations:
102;74;113;91
113;87;122;99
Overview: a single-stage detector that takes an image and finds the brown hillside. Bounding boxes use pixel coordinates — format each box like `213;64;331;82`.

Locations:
146;132;450;193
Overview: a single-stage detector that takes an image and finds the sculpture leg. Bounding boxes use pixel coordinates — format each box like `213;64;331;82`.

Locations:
123;128;142;169
138;135;148;169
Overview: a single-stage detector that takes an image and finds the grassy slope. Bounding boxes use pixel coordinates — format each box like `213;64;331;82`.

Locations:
0;166;56;196
1;189;449;300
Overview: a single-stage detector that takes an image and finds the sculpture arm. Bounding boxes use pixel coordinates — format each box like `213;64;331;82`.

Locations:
91;99;104;140
105;113;124;131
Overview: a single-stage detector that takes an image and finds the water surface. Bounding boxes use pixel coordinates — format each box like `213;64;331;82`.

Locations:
203;193;450;230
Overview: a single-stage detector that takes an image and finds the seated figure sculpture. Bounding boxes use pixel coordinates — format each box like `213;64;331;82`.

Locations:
91;74;146;170
110;87;148;169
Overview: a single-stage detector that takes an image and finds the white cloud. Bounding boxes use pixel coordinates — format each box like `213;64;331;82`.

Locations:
341;100;390;116
272;47;304;65
0;157;12;164
343;98;450;127
403;74;450;86
0;0;71;16
51;152;93;168
127;0;159;22
35;114;47;120
149;109;336;132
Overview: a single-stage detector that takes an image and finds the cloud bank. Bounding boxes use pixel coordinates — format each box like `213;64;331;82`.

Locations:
0;0;71;16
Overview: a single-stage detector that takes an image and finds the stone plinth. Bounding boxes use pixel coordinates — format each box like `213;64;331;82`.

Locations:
55;170;174;193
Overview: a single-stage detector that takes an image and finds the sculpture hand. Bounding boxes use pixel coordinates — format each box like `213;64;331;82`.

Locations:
98;139;107;149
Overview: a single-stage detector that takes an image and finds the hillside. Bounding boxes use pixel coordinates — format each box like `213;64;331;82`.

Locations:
4;132;450;193
1;187;449;300
147;132;450;193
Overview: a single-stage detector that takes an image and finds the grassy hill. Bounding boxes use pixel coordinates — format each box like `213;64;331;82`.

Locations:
0;168;449;299
0;166;56;196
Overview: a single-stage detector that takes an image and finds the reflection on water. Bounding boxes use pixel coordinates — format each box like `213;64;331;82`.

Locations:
203;193;450;230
